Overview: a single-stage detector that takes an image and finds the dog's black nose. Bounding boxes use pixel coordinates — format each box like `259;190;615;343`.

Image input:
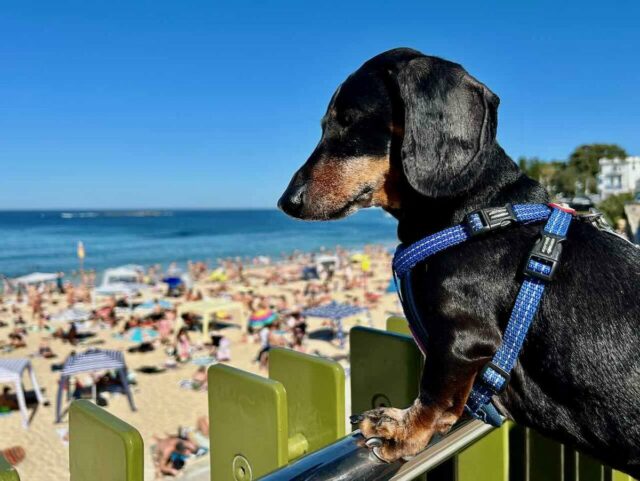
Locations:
278;171;307;218
278;184;306;217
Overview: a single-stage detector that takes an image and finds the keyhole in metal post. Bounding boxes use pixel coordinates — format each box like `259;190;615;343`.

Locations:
372;393;391;408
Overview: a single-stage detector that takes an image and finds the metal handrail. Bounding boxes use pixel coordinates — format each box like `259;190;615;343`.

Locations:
259;419;494;480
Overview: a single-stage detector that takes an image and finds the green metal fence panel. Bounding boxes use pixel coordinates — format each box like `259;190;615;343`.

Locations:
577;452;605;481
456;423;509;481
209;364;288;481
0;453;20;481
350;326;423;414
269;348;345;458
527;428;564;481
69;399;143;481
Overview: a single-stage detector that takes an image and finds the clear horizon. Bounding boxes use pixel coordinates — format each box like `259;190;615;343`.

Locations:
2;1;639;209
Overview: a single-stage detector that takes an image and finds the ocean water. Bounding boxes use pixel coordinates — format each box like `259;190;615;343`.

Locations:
0;209;399;277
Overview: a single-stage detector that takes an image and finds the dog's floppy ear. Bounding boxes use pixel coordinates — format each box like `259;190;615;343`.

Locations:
397;57;499;197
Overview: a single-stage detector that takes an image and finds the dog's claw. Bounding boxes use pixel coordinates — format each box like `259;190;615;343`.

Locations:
365;437;383;448
371;446;388;462
350;414;364;424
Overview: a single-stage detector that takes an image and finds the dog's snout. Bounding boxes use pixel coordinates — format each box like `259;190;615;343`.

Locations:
278;177;307;218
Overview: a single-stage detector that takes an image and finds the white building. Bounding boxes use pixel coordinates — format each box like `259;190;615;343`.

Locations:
597;156;640;199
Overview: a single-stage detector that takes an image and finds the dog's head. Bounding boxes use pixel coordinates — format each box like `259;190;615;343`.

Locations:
278;48;500;220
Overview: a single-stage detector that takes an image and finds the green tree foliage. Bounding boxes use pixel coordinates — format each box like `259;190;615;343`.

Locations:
569;144;628;178
568;144;628;195
518;144;628;197
597;192;633;224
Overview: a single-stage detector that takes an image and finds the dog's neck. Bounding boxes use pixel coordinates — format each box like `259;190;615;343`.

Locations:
394;144;550;244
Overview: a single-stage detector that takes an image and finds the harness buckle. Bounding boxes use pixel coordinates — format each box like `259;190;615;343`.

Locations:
523;232;565;281
465;204;517;237
479;361;511;395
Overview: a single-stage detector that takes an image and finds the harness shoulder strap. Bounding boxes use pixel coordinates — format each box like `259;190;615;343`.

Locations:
465;206;573;425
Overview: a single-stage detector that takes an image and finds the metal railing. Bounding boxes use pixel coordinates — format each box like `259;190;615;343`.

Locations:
259;420;494;481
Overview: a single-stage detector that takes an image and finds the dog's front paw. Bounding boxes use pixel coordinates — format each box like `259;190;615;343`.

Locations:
352;403;435;462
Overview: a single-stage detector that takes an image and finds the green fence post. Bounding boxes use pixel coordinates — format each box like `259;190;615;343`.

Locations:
269;348;345;459
350;324;431;480
209;349;345;480
456;423;509;481
612;470;637;481
577;452;606;481
527;428;564;481
386;316;413;336
69;399;143;481
350;325;423;414
209;364;288;481
0;453;20;481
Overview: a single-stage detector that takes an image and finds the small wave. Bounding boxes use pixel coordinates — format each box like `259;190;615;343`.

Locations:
103;210;173;218
60;210;174;219
60;212;99;219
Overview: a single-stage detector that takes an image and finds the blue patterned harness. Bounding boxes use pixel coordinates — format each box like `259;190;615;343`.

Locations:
392;203;574;426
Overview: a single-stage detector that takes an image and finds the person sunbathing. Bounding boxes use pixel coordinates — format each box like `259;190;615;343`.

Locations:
153;435;197;477
52;323;78;345
8;329;26;349
191;366;207;390
38;341;56;358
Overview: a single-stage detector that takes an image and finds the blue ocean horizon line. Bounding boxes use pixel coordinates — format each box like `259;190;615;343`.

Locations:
0;207;284;213
0;208;398;278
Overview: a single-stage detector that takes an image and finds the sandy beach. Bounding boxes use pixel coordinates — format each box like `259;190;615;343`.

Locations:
0;246;399;480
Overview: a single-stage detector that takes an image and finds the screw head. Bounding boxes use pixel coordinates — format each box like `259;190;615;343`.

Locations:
232;455;252;481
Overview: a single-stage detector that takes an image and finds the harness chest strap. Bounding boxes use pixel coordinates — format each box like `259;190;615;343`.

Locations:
392;203;574;427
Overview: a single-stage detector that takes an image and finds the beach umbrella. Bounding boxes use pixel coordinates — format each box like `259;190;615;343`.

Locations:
302;301;368;349
94;283;140;296
50;308;91;323
125;327;159;343
162;277;182;289
13;272;58;285
248;309;277;330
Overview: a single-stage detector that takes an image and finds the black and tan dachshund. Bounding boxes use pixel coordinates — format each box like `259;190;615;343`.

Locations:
278;48;640;476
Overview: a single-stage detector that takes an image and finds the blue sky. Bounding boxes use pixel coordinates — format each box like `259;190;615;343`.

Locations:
1;0;639;209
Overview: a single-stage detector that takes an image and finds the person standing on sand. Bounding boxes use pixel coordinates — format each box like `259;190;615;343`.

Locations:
176;327;192;362
56;272;65;294
28;286;44;329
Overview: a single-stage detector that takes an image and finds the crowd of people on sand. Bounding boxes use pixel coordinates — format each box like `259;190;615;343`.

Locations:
0;244;395;477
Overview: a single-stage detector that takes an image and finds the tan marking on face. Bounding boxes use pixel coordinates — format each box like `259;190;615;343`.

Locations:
305;155;401;218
